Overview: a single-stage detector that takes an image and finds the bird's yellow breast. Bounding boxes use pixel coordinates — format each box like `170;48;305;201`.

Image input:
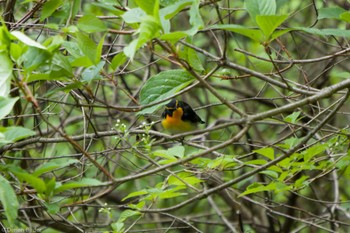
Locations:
161;107;196;133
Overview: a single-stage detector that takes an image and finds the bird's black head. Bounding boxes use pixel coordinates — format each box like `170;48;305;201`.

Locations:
162;99;178;118
165;99;178;109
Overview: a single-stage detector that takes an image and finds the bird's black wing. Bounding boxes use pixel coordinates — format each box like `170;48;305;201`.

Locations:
180;101;205;124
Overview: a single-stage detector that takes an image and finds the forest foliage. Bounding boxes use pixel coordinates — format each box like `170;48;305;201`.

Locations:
1;0;350;232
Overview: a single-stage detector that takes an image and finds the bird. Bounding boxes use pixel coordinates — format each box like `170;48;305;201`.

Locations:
161;99;205;134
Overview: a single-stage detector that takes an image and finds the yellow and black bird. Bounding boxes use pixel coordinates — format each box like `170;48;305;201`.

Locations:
161;99;205;134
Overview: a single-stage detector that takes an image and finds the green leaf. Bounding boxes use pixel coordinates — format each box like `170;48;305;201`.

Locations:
71;0;81;19
187;48;203;71
111;52;127;70
128;201;145;210
294;175;309;189
111;222;125;233
256;15;288;39
153;146;185;164
95;34;106;63
50;53;73;78
302;143;327;162
91;1;124;16
135;0;158;16
254;147;274;160
318;7;347;20
270;28;292;41
0;51;13;96
0;97;19;121
21;178;45;194
0;126;35;146
271;181;290;193
118;209;141;223
278;171;290;182
340;12;350;22
122;189;148;201
239;182;268;197
33;159;79;177
43;33;63;52
168;172;202;186
21;47;52;72
142;188;175;201
284;111;301;124
62;25;79;34
210;24;264;42
77;14;107;33
123;40;138;59
54;178;105;194
160;0;192;20
44;23;60;30
168;146;185;158
76;32;98;64
207;156;237;170
0;26;11;46
244;159;267;165
190;157;211;167
153;150;178;164
138;70;195;114
71;56;94;67
62;41;83;58
75;32;104;65
259;170;279;179
159;31;189;43
279;137;303;149
158;188;187;199
336;154;350;170
268;165;283;173
6;166;47;193
294;27;350;38
278;157;291;168
44;177;56;197
24;73;51;82
245;0;276;22
11;31;47;50
181;38;204;72
189;0;203;29
122;8;147;24
44;202;60;214
40;0;64;21
124;17;160;59
10;43;22;61
0;175;19;227
81;61;105;82
160;17;171;33
239;182;290;197
160;0;179;5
